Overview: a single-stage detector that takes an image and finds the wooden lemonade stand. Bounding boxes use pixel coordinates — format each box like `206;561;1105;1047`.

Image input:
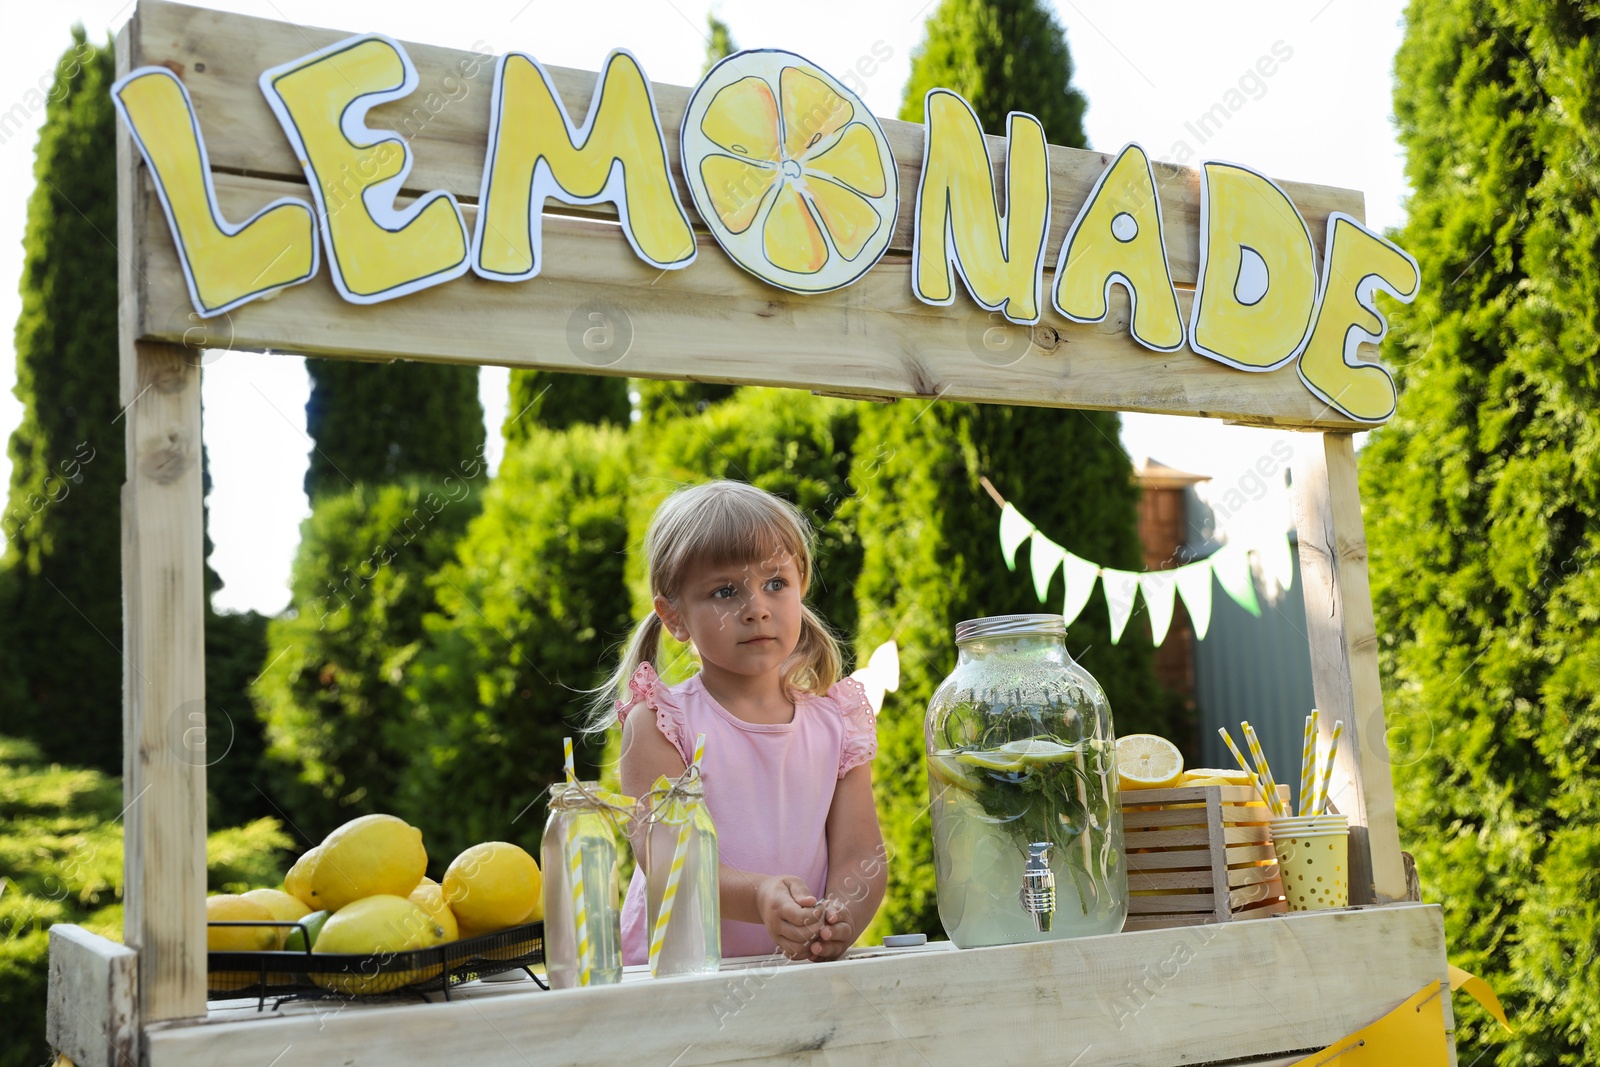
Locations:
46;2;1455;1063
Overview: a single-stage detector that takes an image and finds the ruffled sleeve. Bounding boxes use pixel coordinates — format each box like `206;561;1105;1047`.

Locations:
828;676;878;779
615;662;690;761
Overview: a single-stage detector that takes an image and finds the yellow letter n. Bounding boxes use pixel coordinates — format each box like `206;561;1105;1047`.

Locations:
912;90;1050;325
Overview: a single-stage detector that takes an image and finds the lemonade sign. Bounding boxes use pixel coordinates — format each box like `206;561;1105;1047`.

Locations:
111;36;1418;423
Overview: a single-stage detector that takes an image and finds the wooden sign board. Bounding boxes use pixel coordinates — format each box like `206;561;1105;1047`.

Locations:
117;1;1419;431
100;1;1425;1054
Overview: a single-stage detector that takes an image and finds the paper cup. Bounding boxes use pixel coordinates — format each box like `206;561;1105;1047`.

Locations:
1269;815;1349;911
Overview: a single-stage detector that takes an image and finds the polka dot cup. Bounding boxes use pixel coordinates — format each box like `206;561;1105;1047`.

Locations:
1268;815;1349;911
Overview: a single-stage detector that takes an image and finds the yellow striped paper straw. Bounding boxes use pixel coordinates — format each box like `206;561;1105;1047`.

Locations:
648;735;705;976
648;822;692;975
1217;727;1277;811
560;736;590;985
1241;722;1285;816
1314;720;1344;815
1297;711;1319;816
568;836;591;986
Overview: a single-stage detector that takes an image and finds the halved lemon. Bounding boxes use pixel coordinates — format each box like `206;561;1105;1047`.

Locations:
681;50;899;294
1116;734;1184;790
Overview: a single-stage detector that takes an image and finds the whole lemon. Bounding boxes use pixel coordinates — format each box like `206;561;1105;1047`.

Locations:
311;894;448;995
206;894;277;952
241;888;311;948
408;881;459;942
283;845;323;909
442;842;542;938
310;815;427;913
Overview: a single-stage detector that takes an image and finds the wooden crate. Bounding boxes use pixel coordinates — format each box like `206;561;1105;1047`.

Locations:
1122;783;1289;930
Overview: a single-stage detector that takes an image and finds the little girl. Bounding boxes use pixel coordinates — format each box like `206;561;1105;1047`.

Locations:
590;480;884;963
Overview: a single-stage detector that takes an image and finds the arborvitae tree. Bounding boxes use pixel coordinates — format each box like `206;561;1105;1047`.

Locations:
853;0;1180;941
1365;3;1600;1063
253;477;481;830
900;0;1086;142
400;423;631;861
705;14;737;74
303;359;484;499
0;31;121;771
503;369;630;443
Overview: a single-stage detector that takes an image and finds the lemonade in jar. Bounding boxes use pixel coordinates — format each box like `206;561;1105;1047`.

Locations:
925;614;1126;947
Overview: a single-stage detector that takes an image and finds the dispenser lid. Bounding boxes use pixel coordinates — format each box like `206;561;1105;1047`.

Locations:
954;614;1066;643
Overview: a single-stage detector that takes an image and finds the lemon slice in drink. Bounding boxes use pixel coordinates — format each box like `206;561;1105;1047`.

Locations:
1116;734;1184;790
998;739;1075;764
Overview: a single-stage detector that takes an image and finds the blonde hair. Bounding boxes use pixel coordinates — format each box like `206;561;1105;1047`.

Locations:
585;480;843;732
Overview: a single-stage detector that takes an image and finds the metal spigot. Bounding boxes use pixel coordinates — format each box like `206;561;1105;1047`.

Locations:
1020;842;1056;932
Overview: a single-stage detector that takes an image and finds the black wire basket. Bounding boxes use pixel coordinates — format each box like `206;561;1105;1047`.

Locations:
207;919;545;1006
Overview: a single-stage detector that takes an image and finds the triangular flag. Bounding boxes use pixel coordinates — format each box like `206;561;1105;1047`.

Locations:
1210;544;1261;616
1259;530;1295;594
998;503;1034;573
1029;531;1065;603
1173;560;1214;640
1287;982;1452;1066
1139;571;1177;645
1060;552;1100;628
1101;568;1140;644
849;640;900;715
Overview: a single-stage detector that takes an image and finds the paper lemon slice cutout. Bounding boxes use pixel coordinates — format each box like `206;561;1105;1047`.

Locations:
682;49;899;294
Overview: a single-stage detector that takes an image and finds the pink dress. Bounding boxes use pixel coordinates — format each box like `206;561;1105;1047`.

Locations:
616;662;878;963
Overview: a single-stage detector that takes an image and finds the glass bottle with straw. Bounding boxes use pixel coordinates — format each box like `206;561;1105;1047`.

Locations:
641;732;720;978
541;737;631;989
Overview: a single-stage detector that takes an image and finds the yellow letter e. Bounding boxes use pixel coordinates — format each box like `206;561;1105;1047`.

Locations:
260;35;471;304
112;67;318;318
1298;212;1420;423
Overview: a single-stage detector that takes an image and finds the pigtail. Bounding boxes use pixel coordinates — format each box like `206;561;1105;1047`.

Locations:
782;603;844;698
582;610;666;734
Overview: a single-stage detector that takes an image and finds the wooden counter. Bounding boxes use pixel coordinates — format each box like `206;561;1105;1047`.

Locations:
134;904;1452;1067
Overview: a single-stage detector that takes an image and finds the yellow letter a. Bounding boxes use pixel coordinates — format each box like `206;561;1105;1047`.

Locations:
1052;143;1184;351
112;67;317;318
474;51;696;280
912;90;1050;325
1298;213;1419;423
260;35;470;304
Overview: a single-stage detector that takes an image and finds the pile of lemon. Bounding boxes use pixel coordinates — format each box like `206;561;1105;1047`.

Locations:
206;814;543;993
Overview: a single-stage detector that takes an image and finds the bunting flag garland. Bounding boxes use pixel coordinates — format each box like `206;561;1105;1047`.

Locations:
996;499;1288;644
849;640;900;715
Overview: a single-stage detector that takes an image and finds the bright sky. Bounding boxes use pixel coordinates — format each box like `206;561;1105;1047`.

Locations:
0;0;1409;615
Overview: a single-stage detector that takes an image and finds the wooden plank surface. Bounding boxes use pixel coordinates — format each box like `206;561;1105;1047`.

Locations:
145;905;1452;1067
129;169;1369;430
46;925;138;1067
1293;433;1408;904
119;18;210;1023
133;0;1363;286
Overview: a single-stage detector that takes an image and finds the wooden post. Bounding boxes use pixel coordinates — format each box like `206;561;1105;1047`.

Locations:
1293;432;1408;904
118;15;210;1023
